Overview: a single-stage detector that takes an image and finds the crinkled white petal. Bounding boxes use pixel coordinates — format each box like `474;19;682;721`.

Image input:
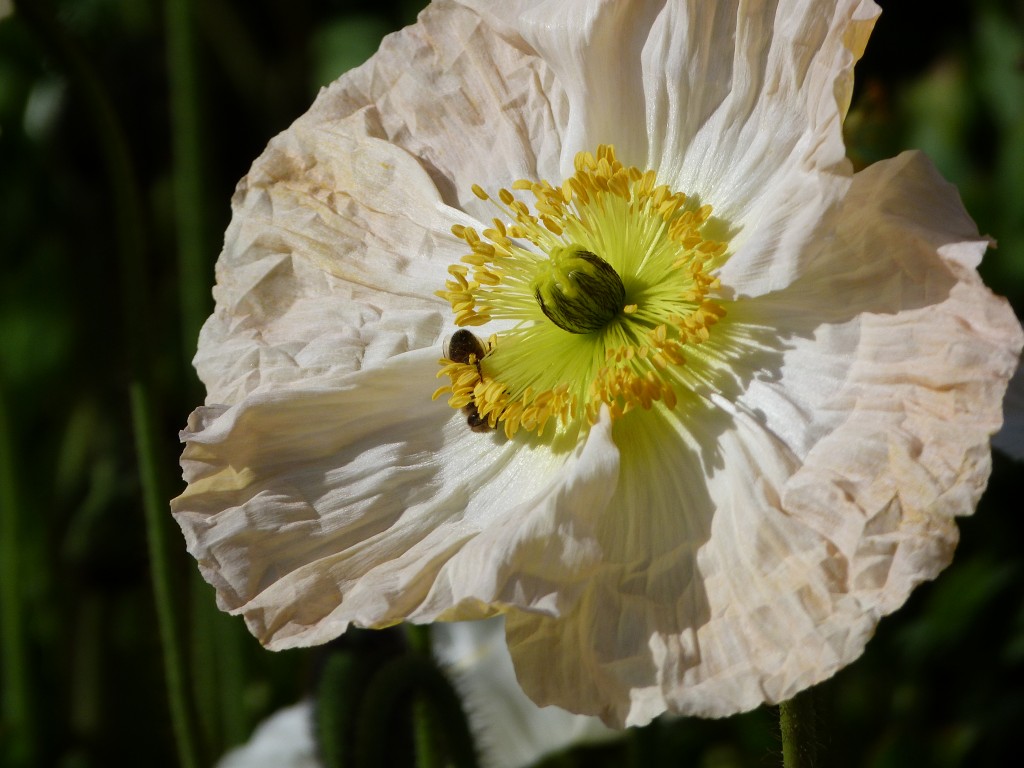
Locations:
196;115;471;404
739;151;1017;461
173;349;620;648
506;402;820;724
318;0;569;218
502;151;1022;726
458;0;872;179
433;618;616;768
458;0;878;297
197;0;574;405
215;702;319;768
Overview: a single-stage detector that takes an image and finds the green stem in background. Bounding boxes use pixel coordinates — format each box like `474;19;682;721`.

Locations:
214;602;248;749
779;688;820;768
0;390;34;766
405;625;439;768
405;623;433;656
167;0;249;753
627;717;660;768
191;572;249;755
12;3;200;767
189;574;223;757
355;654;479;768
165;0;211;362
317;650;366;768
12;0;148;372
132;382;201;768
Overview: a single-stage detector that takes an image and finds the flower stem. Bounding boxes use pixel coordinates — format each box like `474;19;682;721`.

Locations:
12;0;149;372
779;688;820;768
165;0;212;362
12;2;200;766
316;650;364;768
131;382;201;768
355;654;478;768
405;625;440;768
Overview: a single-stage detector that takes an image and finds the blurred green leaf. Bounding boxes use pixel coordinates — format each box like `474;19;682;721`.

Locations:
896;556;1019;663
310;14;393;90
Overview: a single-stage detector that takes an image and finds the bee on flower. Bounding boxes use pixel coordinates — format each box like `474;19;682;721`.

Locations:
173;0;1023;727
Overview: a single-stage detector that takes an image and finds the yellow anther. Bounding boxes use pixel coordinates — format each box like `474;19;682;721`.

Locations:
435;144;728;437
474;269;501;286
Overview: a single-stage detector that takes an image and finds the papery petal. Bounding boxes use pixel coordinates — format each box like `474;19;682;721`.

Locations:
457;0;661;170
321;0;569;212
457;0;879;297
662;0;876;297
503;152;1023;726
646;0;877;199
433;618;615;768
197;0;579;404
198;116;462;404
741;150;1019;462
505;403;812;723
173;351;621;648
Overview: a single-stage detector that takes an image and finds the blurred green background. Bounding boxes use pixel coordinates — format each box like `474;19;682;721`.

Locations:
1;1;1022;766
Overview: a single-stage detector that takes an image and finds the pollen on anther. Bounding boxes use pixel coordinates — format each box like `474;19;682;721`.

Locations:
436;144;728;437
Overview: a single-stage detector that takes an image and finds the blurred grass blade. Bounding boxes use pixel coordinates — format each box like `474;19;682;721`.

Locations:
191;571;250;754
11;0;149;372
11;3;201;763
131;381;200;768
166;0;211;362
166;0;250;752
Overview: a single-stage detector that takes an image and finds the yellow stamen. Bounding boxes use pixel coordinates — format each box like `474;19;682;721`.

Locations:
435;145;729;438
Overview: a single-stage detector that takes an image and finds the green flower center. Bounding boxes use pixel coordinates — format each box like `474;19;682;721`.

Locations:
434;145;729;438
532;245;626;334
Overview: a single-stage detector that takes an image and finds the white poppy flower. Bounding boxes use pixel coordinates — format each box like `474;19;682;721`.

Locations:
172;0;1024;727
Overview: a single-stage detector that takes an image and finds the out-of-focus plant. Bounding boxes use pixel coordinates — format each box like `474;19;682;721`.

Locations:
1;2;1023;767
